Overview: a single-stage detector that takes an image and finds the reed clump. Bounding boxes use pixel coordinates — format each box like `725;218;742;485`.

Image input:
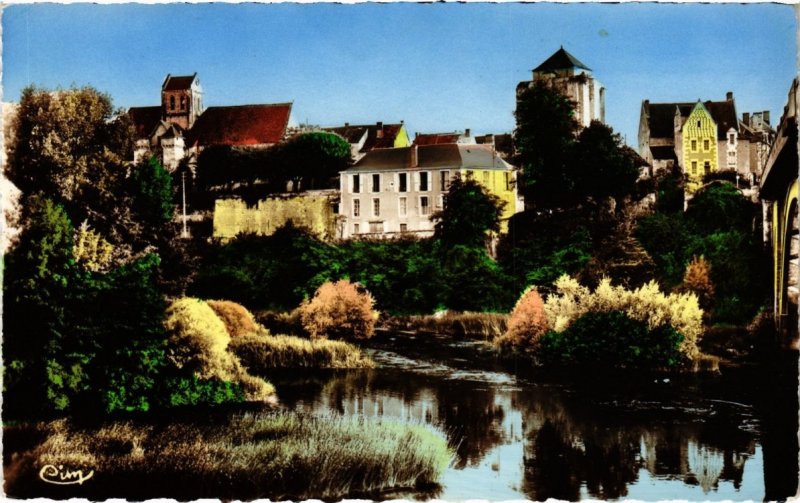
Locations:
230;333;374;370
5;412;453;500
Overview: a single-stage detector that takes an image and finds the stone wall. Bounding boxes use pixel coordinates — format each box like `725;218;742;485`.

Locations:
213;191;339;241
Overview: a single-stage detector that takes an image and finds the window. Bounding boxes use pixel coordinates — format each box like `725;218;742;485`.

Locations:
420;196;430;216
697;120;701;127
353;199;360;217
170;95;176;111
691;140;697;151
436;194;445;208
466;170;474;179
703;139;709;151
729;134;736;145
372;198;380;217
180;96;186;111
483;171;490;185
352;174;361;193
369;222;384;233
400;223;408;233
398;173;407;192
372;174;380;192
691;161;698;175
353;223;360;234
504;172;511;191
440;171;450;191
419;172;429;192
703;161;711;175
399;197;407;217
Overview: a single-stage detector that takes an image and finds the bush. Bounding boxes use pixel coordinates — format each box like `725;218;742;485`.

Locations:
495;287;548;354
230;333;374;370
389;311;508;340
299;280;377;341
539;311;685;369
163;298;274;400
543;275;703;359
207;300;260;338
680;256;715;311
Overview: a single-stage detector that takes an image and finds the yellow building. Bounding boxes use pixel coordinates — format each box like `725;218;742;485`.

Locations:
681;102;719;192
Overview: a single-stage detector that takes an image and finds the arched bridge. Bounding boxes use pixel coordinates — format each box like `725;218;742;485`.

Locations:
760;78;799;344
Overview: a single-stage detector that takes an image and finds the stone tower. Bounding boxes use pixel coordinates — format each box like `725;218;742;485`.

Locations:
518;47;605;128
161;73;203;130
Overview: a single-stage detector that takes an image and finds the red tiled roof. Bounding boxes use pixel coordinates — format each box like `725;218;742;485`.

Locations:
128;106;162;139
186;104;292;147
163;74;196;91
413;133;461;146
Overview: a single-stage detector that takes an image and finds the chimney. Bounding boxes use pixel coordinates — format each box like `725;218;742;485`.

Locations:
763;111;770;125
743;112;750;126
726;91;733;101
377;121;383;129
465;128;471;138
344;122;349;127
409;145;418;168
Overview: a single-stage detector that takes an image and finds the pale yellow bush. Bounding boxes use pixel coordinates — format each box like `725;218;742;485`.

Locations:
544;275;704;359
299;280;377;341
73;222;114;272
495;287;548;354
164;298;274;400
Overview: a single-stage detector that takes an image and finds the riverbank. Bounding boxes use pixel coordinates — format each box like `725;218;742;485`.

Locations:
3;411;452;500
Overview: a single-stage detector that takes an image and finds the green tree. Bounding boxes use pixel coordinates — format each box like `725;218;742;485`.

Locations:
130;156;175;227
571;121;641;201
8;86;133;220
432;175;505;248
272;132;352;190
513;82;580;209
3;197;77;414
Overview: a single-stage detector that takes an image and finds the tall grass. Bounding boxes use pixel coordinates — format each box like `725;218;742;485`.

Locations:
5;412;453;500
390;312;509;341
230;333;374;370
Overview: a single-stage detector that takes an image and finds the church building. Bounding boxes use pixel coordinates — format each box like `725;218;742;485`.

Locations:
129;74;292;171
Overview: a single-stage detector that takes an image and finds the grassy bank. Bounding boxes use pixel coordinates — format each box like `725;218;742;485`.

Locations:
230;333;375;370
387;311;509;341
4;412;452;500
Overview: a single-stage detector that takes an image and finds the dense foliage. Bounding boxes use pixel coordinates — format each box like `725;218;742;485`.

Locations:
635;182;768;323
539;311;685;369
192;224;516;315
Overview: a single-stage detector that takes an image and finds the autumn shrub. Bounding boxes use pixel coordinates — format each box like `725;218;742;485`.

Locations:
163;298;274;400
495;287;548;354
679;256;715;311
207;299;260;338
299;280;377;340
539;311;685;368
230;333;374;370
543;275;704;359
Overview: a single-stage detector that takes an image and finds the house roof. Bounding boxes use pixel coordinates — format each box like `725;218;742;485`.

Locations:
533;47;591;73
413;133;462;146
185;103;292;147
347;144;513;172
475;133;514;156
644;99;738;141
128;106;163;139
323;123;404;152
163;74;197;91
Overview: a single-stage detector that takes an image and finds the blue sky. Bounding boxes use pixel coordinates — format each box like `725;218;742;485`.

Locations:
3;3;796;148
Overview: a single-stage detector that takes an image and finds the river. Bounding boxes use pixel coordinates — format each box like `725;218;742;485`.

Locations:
264;332;799;501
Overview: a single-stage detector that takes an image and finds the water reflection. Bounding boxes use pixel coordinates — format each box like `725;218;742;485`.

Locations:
261;340;790;501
